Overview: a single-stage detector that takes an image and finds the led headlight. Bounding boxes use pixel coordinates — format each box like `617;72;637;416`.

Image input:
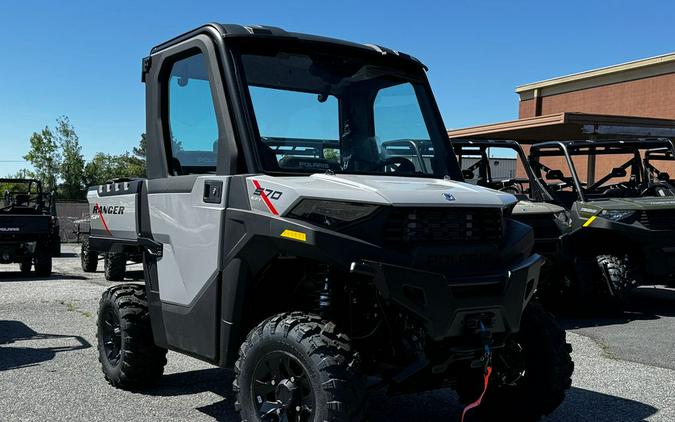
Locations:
598;209;636;222
287;199;379;228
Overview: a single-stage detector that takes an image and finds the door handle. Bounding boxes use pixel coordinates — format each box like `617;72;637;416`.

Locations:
203;180;223;204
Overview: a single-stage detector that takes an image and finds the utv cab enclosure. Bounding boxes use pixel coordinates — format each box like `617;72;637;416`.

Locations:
0;178;57;275
87;24;571;421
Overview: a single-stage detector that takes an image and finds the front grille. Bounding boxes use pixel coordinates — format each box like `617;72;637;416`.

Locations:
383;207;503;243
639;210;675;230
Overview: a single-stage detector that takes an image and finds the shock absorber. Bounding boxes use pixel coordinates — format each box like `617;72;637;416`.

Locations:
314;264;332;316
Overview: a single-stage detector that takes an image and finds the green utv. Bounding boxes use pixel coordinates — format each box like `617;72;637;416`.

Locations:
529;139;675;304
449;140;573;302
85;24;573;421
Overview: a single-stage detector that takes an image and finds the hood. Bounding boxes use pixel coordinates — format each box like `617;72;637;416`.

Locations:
513;200;565;215
585;197;675;211
246;174;517;216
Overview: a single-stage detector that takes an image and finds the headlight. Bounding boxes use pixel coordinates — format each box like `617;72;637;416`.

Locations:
287;199;379;228
598;209;636;222
553;210;571;226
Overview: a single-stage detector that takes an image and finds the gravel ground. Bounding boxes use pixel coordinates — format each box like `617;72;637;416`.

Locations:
1;244;673;421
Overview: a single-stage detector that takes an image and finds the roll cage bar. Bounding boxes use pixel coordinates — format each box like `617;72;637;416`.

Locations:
529;139;675;202
450;139;553;202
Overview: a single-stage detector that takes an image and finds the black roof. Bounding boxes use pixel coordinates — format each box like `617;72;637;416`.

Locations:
150;23;425;68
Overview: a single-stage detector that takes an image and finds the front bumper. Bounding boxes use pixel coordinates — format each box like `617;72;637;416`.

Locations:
350;253;544;341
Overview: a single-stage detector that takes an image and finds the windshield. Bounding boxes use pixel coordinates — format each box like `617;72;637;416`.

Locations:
237;46;460;179
530;140;675;204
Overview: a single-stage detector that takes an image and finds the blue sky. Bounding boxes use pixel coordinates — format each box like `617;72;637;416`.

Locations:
2;0;675;175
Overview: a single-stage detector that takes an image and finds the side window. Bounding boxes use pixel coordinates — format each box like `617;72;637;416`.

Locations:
373;83;433;174
166;51;219;174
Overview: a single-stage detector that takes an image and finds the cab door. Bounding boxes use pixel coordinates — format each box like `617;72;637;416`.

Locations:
142;33;237;362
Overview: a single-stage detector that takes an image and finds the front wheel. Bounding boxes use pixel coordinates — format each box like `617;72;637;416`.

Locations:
597;255;637;307
457;303;573;421
233;312;367;422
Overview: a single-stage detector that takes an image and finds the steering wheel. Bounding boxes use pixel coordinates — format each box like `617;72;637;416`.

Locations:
499;185;522;195
373;157;416;174
498;180;524;194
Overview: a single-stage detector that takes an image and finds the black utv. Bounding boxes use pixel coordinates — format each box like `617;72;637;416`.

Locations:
87;23;572;421
529;139;675;303
0;178;58;275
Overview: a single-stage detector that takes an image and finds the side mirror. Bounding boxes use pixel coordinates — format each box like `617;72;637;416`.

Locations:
611;167;627;178
546;169;564;180
462;169;475;179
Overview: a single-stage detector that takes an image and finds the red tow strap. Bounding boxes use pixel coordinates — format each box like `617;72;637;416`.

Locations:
460;365;492;422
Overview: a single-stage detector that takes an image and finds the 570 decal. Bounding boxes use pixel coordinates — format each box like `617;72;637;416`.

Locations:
251;179;283;215
253;187;283;200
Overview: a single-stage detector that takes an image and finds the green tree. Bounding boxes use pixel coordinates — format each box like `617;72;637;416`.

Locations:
24;127;61;191
125;133;147;178
56;116;86;199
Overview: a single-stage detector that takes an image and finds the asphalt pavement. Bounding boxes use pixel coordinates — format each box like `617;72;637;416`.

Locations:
0;244;673;421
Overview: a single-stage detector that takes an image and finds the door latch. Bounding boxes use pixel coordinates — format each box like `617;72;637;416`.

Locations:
203;180;223;204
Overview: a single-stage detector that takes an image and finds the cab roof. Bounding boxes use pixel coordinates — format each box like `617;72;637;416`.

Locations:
150;23;426;69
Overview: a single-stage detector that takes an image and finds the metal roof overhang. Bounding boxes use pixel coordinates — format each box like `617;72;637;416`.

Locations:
447;112;675;143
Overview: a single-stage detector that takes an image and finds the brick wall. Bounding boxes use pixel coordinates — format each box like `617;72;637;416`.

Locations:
519;72;675;119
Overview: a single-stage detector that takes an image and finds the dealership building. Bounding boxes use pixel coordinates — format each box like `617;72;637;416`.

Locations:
448;52;675;182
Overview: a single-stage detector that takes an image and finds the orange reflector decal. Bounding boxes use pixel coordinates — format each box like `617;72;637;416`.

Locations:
583;215;597;227
280;229;307;242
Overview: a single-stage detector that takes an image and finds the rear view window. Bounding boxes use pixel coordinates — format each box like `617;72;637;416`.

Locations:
248;86;340;171
167;52;219;174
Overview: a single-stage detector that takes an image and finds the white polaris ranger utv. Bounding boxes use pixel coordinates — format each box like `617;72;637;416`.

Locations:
87;23;572;421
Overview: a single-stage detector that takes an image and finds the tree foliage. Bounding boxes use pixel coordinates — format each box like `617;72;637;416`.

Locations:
56;116;86;200
19;118;147;200
24;127;61;191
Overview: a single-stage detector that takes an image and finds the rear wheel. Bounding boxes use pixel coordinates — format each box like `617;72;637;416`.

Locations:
96;284;167;388
34;251;52;276
457;303;573;422
234;312;367;422
104;252;126;281
81;238;98;272
19;258;32;274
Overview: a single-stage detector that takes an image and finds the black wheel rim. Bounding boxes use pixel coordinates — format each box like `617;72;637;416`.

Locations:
101;307;122;365
251;351;315;422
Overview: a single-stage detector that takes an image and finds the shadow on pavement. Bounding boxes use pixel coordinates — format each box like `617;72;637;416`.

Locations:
0;272;87;282
57;251;78;258
139;368;659;422
558;286;675;330
0;320;91;371
144;367;239;421
546;387;658;422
